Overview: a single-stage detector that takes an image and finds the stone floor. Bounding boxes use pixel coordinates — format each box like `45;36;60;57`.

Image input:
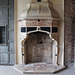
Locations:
0;66;75;75
14;63;65;73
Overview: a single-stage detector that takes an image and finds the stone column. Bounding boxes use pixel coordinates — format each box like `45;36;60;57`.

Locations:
53;40;58;65
21;35;29;65
21;45;25;65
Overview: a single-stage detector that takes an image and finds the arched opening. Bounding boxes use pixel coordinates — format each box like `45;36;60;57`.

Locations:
24;31;53;64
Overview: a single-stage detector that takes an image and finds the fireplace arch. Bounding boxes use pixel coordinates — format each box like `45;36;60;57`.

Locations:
21;31;58;65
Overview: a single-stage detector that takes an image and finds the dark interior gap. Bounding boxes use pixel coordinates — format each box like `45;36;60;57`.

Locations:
37;0;41;2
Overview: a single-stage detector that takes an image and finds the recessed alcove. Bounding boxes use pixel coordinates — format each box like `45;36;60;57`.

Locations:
0;26;6;44
25;32;53;64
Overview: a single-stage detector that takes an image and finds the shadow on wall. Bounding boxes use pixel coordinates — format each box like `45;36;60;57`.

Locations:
72;15;75;64
48;0;61;19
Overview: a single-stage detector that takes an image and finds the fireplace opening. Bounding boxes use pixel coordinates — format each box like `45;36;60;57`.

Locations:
24;32;53;64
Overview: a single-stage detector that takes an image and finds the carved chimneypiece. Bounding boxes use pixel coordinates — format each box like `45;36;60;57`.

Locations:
15;0;65;73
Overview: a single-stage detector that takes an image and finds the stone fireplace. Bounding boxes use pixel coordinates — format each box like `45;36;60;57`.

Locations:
14;0;65;73
22;31;58;65
25;32;53;64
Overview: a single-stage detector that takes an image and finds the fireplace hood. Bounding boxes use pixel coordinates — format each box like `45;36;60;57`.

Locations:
20;0;52;20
